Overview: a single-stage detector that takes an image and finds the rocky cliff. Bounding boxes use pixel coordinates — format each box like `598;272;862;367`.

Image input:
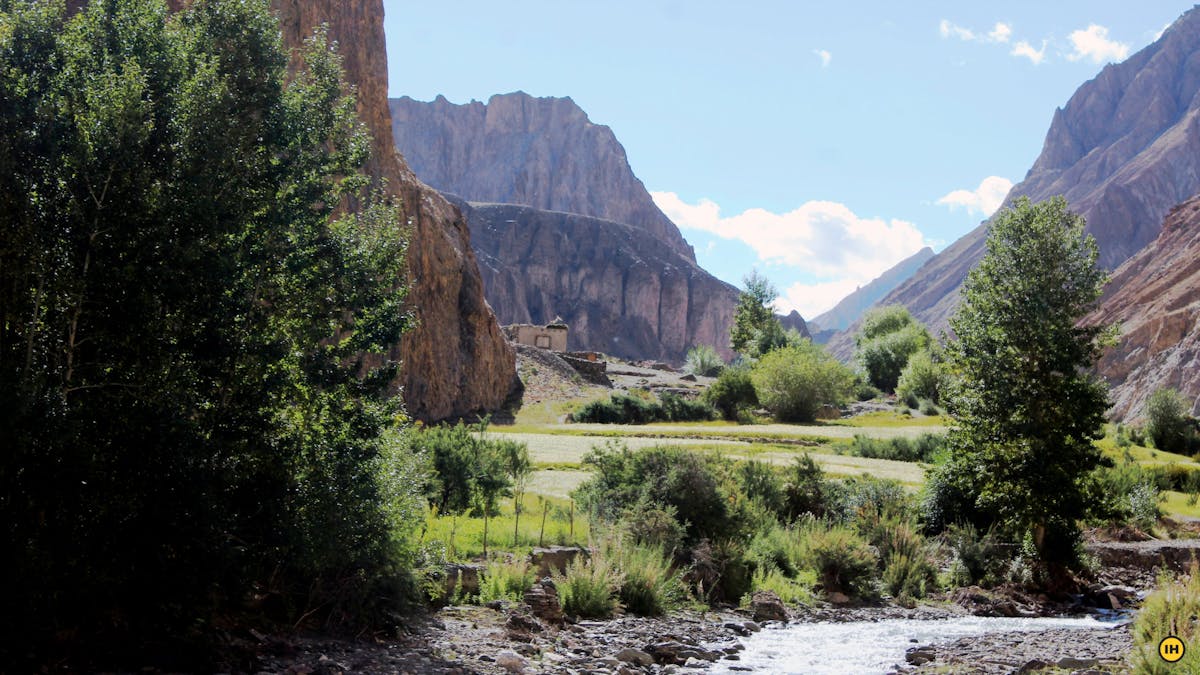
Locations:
455;199;741;363
864;6;1200;337
274;1;516;421
389;92;695;262
1086;195;1200;420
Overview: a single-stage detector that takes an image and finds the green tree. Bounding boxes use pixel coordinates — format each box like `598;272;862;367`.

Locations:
500;439;533;544
730;270;786;357
1144;388;1195;454
0;0;412;657
750;340;854;422
936;196;1109;568
896;350;946;405
854;305;932;392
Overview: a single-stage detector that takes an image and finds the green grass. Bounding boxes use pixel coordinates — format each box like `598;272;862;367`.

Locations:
1160;491;1200;520
420;493;588;560
828;410;948;428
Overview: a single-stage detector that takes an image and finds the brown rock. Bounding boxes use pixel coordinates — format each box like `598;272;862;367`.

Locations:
523;579;564;625
390;92;695;262
749;590;789;623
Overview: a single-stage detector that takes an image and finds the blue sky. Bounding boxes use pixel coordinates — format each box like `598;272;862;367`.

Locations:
383;2;1193;319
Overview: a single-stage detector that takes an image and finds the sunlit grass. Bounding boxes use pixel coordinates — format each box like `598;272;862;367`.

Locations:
828;410;947;428
1159;491;1200;520
419;492;589;561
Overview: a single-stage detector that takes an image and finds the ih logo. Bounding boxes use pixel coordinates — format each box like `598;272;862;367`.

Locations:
1160;636;1186;663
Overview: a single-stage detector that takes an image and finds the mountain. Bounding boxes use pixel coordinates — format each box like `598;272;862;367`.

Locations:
270;1;517;421
810;247;934;336
862;7;1200;337
454;198;741;363
390;92;695;262
1087;194;1200;420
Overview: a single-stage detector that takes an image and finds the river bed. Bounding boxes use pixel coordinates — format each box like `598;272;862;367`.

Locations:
709;615;1127;674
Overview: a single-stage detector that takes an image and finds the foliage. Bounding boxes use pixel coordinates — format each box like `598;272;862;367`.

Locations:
1131;566;1200;674
855;306;932;393
940;197;1110;568
943;523;1012;587
844;433;947;463
685;344;726;377
748;566;816;606
704;365;759;421
783;454;836;520
554;553;623;619
750;341;854;422
421;493;586;560
478;557;536;605
730;270;783;357
0;0;415;656
737;460;787;517
571;391;714;424
896;350;947;405
575;443;747;545
795;521;878;597
607;539;685;616
1145;388;1198;455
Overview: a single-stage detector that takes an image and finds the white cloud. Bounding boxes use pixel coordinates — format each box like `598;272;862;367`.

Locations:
1011;40;1047;65
1067;24;1129;64
814;49;832;68
988;22;1013;43
652;191;930;317
936;176;1014;217
939;19;975;41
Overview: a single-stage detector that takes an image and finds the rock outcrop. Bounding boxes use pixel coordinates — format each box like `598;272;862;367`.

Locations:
1086;194;1200;420
390;92;695;262
810;247;934;336
456;198;740;363
858;6;1200;339
272;1;516;421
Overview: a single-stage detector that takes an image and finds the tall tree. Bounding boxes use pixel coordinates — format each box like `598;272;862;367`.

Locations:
854;305;932;392
936;196;1108;569
730;269;785;357
0;0;412;659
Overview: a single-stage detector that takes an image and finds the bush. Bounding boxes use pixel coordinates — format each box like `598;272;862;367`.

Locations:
685;539;753;604
554;554;622;619
621;502;686;553
883;551;938;602
1145;388;1197;455
783;454;837;520
748;566;815;606
896;350;946;404
751;341;854;422
609;541;684;616
1131;565;1200;674
478;557;536;604
685;345;726;377
571;392;714;424
844;433;946;463
943;523;1011;587
704;366;759;421
855;307;932;393
737;460;786;517
796;522;878;597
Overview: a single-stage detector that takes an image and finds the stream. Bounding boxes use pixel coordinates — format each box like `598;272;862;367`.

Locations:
709;614;1128;674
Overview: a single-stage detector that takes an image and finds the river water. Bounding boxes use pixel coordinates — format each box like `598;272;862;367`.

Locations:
709;615;1126;674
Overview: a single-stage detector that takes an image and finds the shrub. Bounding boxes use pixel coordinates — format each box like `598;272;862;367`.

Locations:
845;433;946;463
855;378;882;402
896;350;945;404
609;542;684;616
783;454;836;520
748;566;815;606
883;551;938;601
685;539;753;604
621;501;686;553
943;523;1011;587
1131;565;1200;674
705;366;759;421
855;307;932;393
554;554;622;619
1145;388;1196;455
751;341;854;422
571;392;714;424
738;460;786;517
478;557;536;604
796;522;878;597
685;345;726;377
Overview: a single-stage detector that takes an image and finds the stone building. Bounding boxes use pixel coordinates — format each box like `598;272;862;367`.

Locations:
504;318;568;352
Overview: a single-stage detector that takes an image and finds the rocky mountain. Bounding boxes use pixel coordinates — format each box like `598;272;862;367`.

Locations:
390;92;695;261
861;6;1200;338
271;1;518;422
1086;195;1200;420
810;247;934;337
455;198;741;363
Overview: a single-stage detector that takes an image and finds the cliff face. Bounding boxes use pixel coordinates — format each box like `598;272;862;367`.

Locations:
273;1;516;421
456;199;740;363
389;92;695;262
870;6;1200;336
1086;195;1200;420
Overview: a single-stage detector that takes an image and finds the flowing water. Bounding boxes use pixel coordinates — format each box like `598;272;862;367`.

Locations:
709;615;1126;674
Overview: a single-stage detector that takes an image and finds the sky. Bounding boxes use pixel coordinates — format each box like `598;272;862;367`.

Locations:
383;2;1194;320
